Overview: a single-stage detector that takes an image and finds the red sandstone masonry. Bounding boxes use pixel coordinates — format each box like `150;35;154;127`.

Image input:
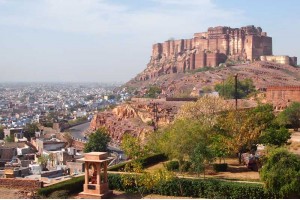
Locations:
266;86;300;91
266;86;300;109
0;178;43;189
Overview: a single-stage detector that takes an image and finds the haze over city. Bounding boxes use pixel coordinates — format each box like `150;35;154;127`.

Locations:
0;0;299;82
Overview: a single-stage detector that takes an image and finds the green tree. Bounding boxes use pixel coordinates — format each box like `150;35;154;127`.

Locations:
260;148;300;198
259;126;291;146
154;119;214;172
24;123;39;138
216;104;275;157
121;134;174;198
121;133;147;161
4;135;14;142
148;96;230;172
176;96;231;126
190;141;215;178
144;85;161;98
38;154;49;170
215;76;256;99
83;128;111;153
277;102;300;131
0;126;4;140
210;134;229;163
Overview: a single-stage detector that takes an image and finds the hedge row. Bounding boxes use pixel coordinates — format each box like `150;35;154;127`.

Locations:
142;153;168;168
108;153;167;171
38;176;84;197
108;173;273;199
38;173;273;199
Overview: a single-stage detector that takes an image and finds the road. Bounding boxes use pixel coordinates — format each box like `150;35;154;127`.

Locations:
67;122;124;154
67;122;90;141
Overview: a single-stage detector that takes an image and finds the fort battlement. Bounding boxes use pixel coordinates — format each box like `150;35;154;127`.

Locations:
141;25;273;81
267;86;300;91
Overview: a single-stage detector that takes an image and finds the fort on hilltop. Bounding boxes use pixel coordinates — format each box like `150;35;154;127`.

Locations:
137;25;297;81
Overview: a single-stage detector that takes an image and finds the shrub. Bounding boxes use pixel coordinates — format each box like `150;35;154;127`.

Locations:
48;190;69;199
142;154;167;168
180;161;192;172
213;163;228;172
165;161;179;171
260;148;300;198
37;176;84;197
108;153;167;172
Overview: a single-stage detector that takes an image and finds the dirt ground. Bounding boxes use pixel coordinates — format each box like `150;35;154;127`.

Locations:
289;131;300;155
0;187;34;199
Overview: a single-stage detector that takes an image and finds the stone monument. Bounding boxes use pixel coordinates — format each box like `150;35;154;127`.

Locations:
78;152;113;199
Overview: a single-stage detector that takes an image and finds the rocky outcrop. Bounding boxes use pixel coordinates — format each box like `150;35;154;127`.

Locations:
89;98;186;144
125;61;300;98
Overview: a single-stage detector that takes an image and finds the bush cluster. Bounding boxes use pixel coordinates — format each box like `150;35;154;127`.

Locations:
164;161;179;171
38;173;273;199
37;176;84;197
108;173;273;199
164;160;192;172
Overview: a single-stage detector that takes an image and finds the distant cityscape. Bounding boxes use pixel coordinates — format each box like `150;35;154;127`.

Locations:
0;82;130;129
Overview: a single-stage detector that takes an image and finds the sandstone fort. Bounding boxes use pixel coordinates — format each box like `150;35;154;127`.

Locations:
137;25;297;81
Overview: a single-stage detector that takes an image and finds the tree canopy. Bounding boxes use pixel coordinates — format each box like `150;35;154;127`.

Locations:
260;148;300;198
24;123;39;138
121;133;147;161
83;128;111;153
176;96;231;126
154;119;211;165
259;126;291;147
216;104;275;153
144;85;161;98
0;126;4;140
215;76;256;99
277;102;300;131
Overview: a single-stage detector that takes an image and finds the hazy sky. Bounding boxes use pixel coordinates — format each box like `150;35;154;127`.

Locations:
0;0;299;83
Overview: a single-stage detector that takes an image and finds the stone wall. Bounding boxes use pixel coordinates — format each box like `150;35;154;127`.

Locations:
0;178;43;189
266;86;300;109
41;169;63;178
261;55;298;66
66;161;85;175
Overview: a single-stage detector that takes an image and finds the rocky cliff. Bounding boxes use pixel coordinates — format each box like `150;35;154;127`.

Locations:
89;98;186;144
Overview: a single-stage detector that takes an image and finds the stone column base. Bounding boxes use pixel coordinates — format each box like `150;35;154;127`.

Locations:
78;190;113;199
